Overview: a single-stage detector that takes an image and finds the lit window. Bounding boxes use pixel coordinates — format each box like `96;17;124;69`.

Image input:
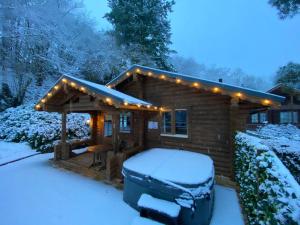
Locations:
162;111;172;134
251;113;258;123
175;110;187;135
104;115;112;137
120;112;131;132
280;111;298;124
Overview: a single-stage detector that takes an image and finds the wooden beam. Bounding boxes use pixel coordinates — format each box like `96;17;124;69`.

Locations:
61;112;67;144
112;113;120;153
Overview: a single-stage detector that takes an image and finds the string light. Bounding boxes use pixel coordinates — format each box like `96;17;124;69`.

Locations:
136;68;141;73
159;107;164;111
70;82;76;87
80;87;85;91
105;98;111;103
236;92;242;97
41;99;46;103
126;72;131;76
107;85;112;89
47;92;52;97
147;105;151;109
264;99;271;105
176;78;181;84
213;87;220;93
54;85;59;90
154;106;158;110
160;75;166;79
148;72;152;76
124;101;128;106
137;104;141;108
86;119;91;125
62;78;67;83
193;82;199;87
36;104;41;109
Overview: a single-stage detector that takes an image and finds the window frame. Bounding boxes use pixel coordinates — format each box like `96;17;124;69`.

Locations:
119;111;132;133
279;111;298;124
104;114;112;137
161;108;188;138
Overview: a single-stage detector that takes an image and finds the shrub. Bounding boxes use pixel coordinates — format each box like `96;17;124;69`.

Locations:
235;132;300;225
0;104;90;152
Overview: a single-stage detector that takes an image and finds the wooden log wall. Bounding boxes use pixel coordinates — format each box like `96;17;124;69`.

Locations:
116;75;254;179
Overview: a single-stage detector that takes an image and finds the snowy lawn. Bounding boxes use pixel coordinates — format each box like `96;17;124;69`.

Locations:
0;141;37;165
0;142;244;225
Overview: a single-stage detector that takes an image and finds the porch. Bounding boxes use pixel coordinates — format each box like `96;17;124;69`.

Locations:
34;75;157;183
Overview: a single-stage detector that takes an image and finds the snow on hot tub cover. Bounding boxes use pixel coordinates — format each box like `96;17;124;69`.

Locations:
123;148;214;186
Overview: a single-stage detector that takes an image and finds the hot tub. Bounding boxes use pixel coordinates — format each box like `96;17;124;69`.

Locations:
122;148;215;225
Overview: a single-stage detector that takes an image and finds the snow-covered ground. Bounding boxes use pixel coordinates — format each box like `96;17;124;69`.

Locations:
0;142;244;225
0;141;36;165
248;124;300;154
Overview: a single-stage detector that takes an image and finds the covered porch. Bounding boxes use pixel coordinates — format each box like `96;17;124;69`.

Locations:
35;75;159;182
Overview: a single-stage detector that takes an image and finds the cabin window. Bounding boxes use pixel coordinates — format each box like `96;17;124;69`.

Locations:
161;109;188;137
120;112;131;132
104;115;112;137
280;111;298;124
175;109;187;135
162;111;172;134
259;112;267;123
251;113;258;123
250;112;267;124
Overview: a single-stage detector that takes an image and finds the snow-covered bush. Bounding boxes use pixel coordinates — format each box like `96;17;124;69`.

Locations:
248;124;300;184
235;132;300;225
0;104;90;152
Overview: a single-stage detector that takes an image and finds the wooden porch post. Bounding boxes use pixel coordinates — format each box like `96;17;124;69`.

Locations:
112;113;119;153
61;112;67;143
60;111;70;160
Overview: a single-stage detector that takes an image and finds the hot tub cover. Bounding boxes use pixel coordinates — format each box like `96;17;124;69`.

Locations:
123;148;214;186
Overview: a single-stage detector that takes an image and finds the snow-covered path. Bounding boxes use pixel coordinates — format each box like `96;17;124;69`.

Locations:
0;142;244;225
0;142;36;165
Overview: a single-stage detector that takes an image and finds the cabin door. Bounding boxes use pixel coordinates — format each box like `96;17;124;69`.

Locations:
103;114;113;145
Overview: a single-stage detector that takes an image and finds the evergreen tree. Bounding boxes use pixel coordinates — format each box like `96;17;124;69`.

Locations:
275;62;300;90
269;0;300;19
105;0;175;70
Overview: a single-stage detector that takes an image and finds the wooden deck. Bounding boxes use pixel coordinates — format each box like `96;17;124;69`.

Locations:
51;151;124;189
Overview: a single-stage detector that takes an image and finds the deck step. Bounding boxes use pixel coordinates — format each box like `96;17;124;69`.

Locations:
137;194;181;225
131;216;164;225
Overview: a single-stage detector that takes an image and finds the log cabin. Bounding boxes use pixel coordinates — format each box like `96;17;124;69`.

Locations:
35;65;285;181
248;84;300;129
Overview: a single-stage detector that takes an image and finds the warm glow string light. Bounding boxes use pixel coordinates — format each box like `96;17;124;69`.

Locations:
236;92;242;97
54;85;59;90
193;82;199;87
105;97;111;103
80;87;85;91
148;72;152;76
70;82;76;87
126;72;131;76
160;75;166;79
176;78;181;83
62;78;67;83
107;85;112;89
124;101;128;106
213;87;220;93
47;92;52;97
264;99;271;105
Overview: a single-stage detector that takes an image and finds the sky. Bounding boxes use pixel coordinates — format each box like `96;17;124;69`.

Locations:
83;0;300;78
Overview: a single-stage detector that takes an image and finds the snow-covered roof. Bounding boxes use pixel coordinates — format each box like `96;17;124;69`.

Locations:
63;75;152;106
107;65;285;105
35;74;154;111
